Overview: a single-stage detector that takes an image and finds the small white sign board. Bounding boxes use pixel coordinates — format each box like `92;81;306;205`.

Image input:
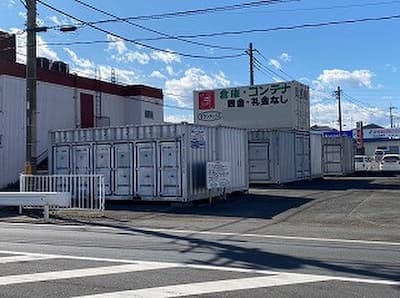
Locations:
207;161;231;190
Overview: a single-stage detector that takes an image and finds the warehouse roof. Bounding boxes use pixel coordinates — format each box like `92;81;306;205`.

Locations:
0;58;163;100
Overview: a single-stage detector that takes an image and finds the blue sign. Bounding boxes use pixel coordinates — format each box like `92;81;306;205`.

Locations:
323;130;353;138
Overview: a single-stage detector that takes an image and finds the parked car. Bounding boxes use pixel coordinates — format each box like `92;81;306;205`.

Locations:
354;155;373;171
379;154;400;171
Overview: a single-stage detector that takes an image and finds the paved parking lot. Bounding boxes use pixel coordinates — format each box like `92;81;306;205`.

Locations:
1;175;400;241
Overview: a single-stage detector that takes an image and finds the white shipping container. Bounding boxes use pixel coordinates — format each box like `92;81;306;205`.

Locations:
322;137;355;176
310;134;324;178
248;130;311;184
49;123;248;202
194;81;310;131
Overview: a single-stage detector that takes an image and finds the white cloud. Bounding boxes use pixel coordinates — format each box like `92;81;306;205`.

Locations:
150;70;166;80
7;28;59;63
310;101;386;129
151;50;181;64
106;35;150;64
8;0;16;7
269;58;281;69
279;53;291;62
165;68;230;107
308;68;386;128
385;64;398;73
106;35;127;55
166;65;176;76
64;48;94;68
165;113;193;123
317;69;375;88
113;51;150;65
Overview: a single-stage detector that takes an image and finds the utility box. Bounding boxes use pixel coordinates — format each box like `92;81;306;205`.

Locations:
49;123;248;202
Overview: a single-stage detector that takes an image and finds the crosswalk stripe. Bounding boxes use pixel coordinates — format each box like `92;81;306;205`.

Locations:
74;273;332;298
0;263;177;286
0;255;57;264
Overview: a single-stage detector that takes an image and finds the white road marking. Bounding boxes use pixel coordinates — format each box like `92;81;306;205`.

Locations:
73;274;332;298
0;249;398;286
139;227;400;247
0;255;57;264
1;222;399;247
0;263;177;286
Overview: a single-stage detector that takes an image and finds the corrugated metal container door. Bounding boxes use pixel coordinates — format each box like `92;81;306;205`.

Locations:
295;133;311;179
186;125;216;200
52;146;70;175
114;143;132;196
72;145;91;174
216;127;248;191
135;142;156;197
159;142;181;197
322;137;354;175
277;131;296;183
249;143;270;182
94;144;112;195
310;134;323;178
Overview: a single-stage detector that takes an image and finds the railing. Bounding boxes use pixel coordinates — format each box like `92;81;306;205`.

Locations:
20;174;105;211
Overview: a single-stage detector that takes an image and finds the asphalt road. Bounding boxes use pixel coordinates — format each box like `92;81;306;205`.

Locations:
0;175;399;297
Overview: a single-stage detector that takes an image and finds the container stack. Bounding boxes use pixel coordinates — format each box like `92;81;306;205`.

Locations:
194;81;313;184
49;123;248;202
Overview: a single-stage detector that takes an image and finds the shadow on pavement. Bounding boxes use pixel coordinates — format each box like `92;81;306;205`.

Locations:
67;219;400;284
105;194;313;220
253;176;400;191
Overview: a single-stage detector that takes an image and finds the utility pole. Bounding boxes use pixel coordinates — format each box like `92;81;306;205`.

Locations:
389;105;396;128
249;42;254;85
335;86;343;136
25;0;37;174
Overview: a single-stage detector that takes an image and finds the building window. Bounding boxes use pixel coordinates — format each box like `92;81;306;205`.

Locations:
145;110;154;119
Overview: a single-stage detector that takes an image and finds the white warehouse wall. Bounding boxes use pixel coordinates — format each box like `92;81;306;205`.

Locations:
0;74;164;188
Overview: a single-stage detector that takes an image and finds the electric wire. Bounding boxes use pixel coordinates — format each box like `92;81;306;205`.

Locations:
72;0;246;51
134;14;400;41
76;0;296;23
36;0;247;60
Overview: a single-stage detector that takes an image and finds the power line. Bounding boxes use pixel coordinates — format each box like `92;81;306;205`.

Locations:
133;13;400;41
36;0;247;60
254;49;296;80
238;0;400;15
72;0;246;51
78;0;296;23
253;56;288;81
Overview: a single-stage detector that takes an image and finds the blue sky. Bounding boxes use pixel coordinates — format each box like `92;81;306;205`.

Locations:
2;0;400;128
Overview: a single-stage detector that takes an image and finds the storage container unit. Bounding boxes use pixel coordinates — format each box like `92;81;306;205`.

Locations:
322;137;354;176
194;81;310;131
49;123;248;202
310;134;324;178
248;130;311;184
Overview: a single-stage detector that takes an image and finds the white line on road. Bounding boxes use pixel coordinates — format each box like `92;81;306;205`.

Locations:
0;255;57;264
0;263;177;286
138;227;400;247
0;249;398;287
72;274;333;298
1;222;399;246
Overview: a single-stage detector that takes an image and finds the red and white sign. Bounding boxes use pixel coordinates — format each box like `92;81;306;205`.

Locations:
198;91;215;110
